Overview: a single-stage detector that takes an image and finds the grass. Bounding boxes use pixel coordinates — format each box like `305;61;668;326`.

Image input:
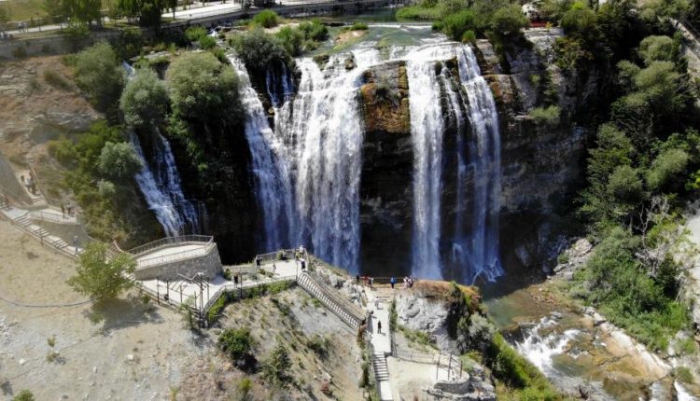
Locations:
395;5;443;21
43;70;72;91
0;0;112;23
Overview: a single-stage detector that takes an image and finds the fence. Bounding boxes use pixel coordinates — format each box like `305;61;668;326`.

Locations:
391;341;464;381
125;234;214;256
201;274;298;319
136;244;213;268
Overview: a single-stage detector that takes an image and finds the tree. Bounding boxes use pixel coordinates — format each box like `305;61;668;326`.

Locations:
252;10;279;28
116;0;176;28
120;67;168;130
98;141;143;179
231;28;288;73
74;43;125;118
639;35;674;65
490;4;528;38
62;0;102;25
0;5;11;25
262;343;291;385
647;148;689;191
42;0;68;24
166;52;240;121
443;10;476;41
67;242;136;304
607;165;643;203
219;328;257;370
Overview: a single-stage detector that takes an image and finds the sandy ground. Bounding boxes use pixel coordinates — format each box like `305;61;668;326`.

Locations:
387;357;437;401
0;219;206;401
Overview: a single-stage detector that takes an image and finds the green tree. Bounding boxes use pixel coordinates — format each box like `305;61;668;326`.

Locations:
0;6;8;25
120;68;168;130
490;4;528;38
219;328;257;370
231;28;289;73
166;51;240;121
276;26;304;56
62;0;102;25
42;0;68;23
97;141;142;179
530;105;561;127
647;148;689;191
607;165;644;203
74;43;125;119
639;35;674;64
252;9;279;28
67;242;136;304
262;343;291;385
443;10;476;42
116;0;176;28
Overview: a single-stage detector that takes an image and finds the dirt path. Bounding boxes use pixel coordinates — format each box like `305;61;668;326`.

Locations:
0;220;205;401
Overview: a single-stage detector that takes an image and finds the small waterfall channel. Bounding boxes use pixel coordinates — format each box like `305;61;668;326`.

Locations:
238;35;503;281
124;62;201;237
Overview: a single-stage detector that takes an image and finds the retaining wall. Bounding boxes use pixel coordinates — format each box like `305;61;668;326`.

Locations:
133;243;223;280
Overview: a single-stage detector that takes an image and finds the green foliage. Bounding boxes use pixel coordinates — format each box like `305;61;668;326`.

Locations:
639;35;674;64
116;0;176;28
395;5;443;21
298;19;328;42
262;343;292;386
346;22;369;31
443;10;476;42
219;328;255;364
530;105;561;127
199;35;217;50
61;0;102;24
675;366;694;384
647;148;689;191
74;43;125;119
12;390;35;401
185;26;207;42
97;179;116;197
490;4;528;38
253;10;279;28
97;141;143;180
166;52;241;122
120;67;169;130
486;332;557;393
607;165;643;203
232;28;289;72
207;294;227;322
67;242;136;305
276;26;305;56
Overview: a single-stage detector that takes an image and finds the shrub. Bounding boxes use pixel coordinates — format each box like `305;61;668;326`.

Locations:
120;67;169;130
166;52;241;121
199;35;217;50
346;22;368;31
74;43;125;118
298;19;328;42
675;366;694;384
607;165;643;203
276;26;305;57
185;26;207;42
97;179;116;197
219;328;256;368
253;10;279;28
639;35;674;64
98;141;143;180
307;334;330;358
232;28;289;72
12;390;35;401
262;343;291;385
395;5;443;21
43;70;72;91
443;10;476;42
646;148;689;191
490;4;528;38
530;105;561;127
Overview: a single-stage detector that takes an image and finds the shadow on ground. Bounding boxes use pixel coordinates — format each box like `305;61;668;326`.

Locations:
82;295;164;332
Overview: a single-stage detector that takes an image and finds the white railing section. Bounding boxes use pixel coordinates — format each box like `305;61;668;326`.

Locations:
126;235;213;256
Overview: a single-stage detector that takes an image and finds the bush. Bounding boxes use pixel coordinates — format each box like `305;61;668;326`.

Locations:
120;67;169;130
74;43;125;117
646;148;689;191
43;70;72;91
443;10;476;42
307;334;330;358
276;26;305;57
298;19;328;42
262;343;291;385
490;4;528;38
98;141;143;180
639;35;674;65
675;366;694;384
12;390;35;401
166;52;241;121
67;242;136;304
232;28;289;72
199;35;217;50
346;22;368;31
607;165;643;203
97;179;116;197
219;328;256;368
530;105;561;127
253;10;279;28
185;26;207;42
395;5;443;21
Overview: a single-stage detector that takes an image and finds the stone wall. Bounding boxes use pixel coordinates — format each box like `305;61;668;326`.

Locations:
133;243;223;281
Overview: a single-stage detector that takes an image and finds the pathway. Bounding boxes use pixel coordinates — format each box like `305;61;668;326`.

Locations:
365;288;394;401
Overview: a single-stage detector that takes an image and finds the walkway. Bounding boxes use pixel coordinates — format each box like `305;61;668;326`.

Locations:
366;288;394;401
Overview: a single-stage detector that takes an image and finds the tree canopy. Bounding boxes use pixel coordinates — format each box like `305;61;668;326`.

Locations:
74;43;125;120
98;141;143;180
166;52;241;121
67;242;136;304
120;67;169;130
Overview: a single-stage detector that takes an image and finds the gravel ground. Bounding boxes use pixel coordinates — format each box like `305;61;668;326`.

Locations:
0;220;205;401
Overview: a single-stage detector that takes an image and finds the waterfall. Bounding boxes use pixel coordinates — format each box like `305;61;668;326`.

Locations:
406;45;454;280
124;61;201;237
456;45;504;282
266;60;296;108
230;56;296;251
273;57;366;273
131;133;199;237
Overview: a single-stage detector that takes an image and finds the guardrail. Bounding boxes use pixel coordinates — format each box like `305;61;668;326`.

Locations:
391;342;464;380
136;243;214;268
29;209;80;224
126;234;214;256
201;274;297;316
297;271;364;328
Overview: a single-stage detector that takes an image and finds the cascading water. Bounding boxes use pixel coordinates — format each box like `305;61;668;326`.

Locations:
274;55;367;273
455;45;504;283
131;133;199;237
229;56;296;251
124;62;201;237
406;45;452;280
245;36;503;280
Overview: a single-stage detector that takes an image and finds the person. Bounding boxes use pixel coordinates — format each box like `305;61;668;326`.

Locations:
61;204;65;218
377;320;382;334
369;277;374;288
234;274;239;285
73;236;79;254
390;276;396;289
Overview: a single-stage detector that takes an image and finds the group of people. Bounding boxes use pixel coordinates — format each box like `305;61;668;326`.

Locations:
355;274;416;289
60;203;75;218
20;173;37;196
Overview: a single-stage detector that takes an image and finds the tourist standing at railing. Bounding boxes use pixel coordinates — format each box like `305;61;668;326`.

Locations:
390;276;396;289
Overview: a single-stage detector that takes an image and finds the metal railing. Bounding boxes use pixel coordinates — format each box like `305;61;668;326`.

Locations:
29;209;80;224
297;271;365;327
201;274;297;315
136;244;214;268
125;234;214;256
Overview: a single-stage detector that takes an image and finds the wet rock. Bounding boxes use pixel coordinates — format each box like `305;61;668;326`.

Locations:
426;376;497;400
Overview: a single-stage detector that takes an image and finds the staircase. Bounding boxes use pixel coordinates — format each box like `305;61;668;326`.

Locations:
297;272;365;329
372;350;390;381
